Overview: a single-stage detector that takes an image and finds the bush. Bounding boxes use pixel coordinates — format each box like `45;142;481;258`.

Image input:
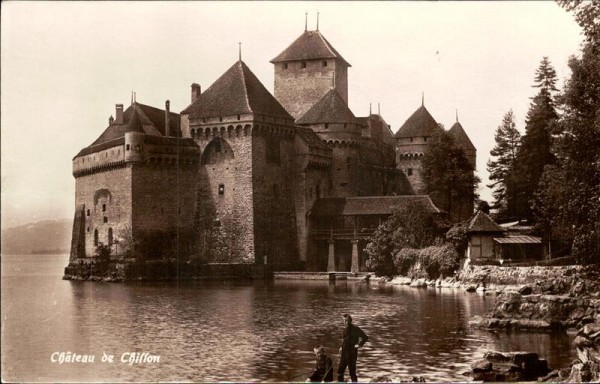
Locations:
393;243;460;279
94;243;112;260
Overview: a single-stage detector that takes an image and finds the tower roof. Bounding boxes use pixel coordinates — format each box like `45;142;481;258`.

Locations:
394;105;441;139
181;61;292;120
467;210;504;233
270;30;351;67
89;103;175;146
448;121;476;151
296;89;356;125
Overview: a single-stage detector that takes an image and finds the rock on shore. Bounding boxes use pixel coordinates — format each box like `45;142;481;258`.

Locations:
470;351;550;382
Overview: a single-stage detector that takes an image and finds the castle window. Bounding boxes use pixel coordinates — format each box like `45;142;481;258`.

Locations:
94;229;99;246
218;184;225;195
108;228;113;246
126;144;130;150
266;136;281;164
424;137;428;142
408;168;413;176
213;218;221;227
301;61;306;69
87;227;90;233
325;123;329;129
219;117;223;122
102;204;106;212
283;63;288;70
87;209;90;216
103;217;108;223
322;60;327;67
237;114;240;121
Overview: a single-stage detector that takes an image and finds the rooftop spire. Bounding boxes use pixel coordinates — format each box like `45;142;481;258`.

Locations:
456;109;459;122
239;42;242;61
422;92;424;106
131;91;134;106
378;103;381;114
317;12;319;31
369;103;372;115
305;12;308;31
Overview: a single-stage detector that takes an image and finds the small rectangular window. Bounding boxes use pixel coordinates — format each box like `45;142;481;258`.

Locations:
283;63;288;70
126;144;130;150
103;216;108;223
301;62;306;69
218;184;225;195
322;60;327;67
325;123;329;129
408;168;413;176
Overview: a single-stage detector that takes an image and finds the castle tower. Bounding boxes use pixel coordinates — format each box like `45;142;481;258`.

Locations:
271;30;351;120
394;104;443;194
180;60;300;270
448;118;476;169
296;89;360;197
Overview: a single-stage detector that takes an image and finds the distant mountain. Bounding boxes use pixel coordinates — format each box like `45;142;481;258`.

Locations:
1;219;71;255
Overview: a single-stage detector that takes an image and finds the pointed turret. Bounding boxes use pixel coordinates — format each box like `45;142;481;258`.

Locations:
296;89;356;125
448;119;476;169
394;105;441;139
182;61;292;121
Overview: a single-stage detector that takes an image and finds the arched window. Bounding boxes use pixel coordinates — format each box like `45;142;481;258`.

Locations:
108;228;113;246
94;229;99;246
102;204;106;212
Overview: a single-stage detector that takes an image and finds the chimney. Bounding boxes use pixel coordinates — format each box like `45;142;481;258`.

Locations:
191;83;201;103
165;100;171;136
115;104;124;124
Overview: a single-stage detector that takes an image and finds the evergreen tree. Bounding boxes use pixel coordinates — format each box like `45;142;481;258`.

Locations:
534;1;600;261
487;110;522;218
422;129;480;222
513;57;559;220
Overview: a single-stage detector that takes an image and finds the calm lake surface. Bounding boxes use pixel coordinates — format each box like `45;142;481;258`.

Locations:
2;253;575;382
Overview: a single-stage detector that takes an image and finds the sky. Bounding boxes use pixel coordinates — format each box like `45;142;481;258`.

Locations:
1;1;584;229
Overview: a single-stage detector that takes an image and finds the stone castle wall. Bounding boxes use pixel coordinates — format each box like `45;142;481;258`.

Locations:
251;128;299;269
74;165;133;257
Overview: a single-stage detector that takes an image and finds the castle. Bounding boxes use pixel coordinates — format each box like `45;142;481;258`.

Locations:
67;26;476;275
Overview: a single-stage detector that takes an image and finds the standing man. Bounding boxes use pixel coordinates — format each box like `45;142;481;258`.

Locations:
337;314;368;382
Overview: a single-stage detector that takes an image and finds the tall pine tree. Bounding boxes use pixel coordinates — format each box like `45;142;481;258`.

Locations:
533;1;600;261
487;110;522;219
422;129;480;222
513;57;559;221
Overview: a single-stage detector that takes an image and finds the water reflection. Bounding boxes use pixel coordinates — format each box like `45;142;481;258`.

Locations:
2;254;575;382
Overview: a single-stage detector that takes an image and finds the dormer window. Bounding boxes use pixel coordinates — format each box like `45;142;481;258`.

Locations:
301;61;307;69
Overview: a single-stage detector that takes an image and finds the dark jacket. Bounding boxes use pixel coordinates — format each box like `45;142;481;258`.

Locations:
309;354;333;382
342;324;368;352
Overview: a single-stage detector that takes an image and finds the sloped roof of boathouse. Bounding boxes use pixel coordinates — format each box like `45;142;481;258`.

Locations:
309;195;441;217
181;60;293;121
270;30;351;67
467;210;504;233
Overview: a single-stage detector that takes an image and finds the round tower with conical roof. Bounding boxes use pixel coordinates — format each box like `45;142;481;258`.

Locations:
394;104;443;194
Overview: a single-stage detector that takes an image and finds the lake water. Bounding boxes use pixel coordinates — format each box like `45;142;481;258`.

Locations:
1;253;575;382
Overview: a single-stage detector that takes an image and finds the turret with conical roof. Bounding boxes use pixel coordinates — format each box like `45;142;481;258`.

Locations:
271;29;350;120
394;103;443;194
448;119;476;169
